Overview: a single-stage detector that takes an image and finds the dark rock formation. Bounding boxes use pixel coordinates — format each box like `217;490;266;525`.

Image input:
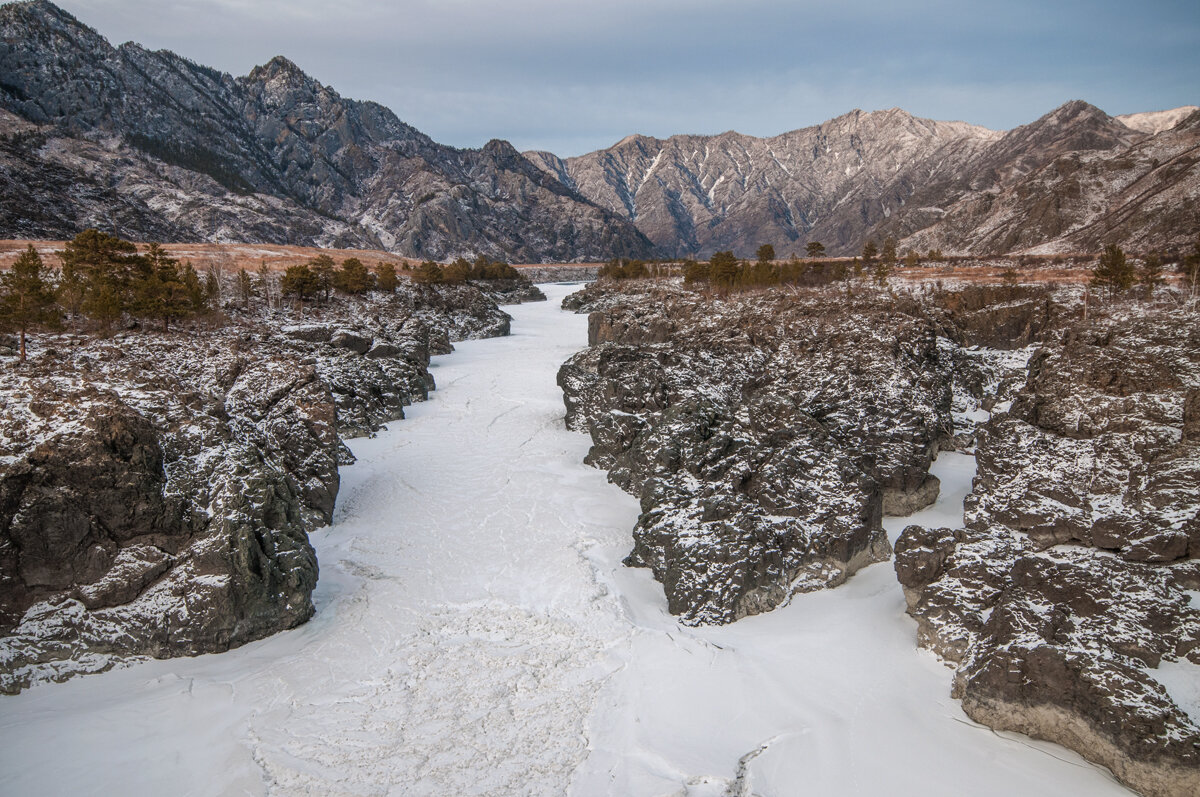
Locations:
0;2;653;262
0;277;513;692
558;281;962;624
896;309;1200;797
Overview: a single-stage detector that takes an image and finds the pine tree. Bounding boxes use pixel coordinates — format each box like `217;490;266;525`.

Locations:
443;258;472;283
130;243;194;331
1090;244;1135;295
709;251;741;289
236;268;255;308
881;238;897;265
874;259;891;288
1137;254;1165;300
59;229;139;324
374;262;398;293
805;241;826;259
756;244;775;264
334;258;374;294
862;240;879;264
281;264;320;309
412;261;445;284
0;245;60;362
182;262;208;314
309;254;336;302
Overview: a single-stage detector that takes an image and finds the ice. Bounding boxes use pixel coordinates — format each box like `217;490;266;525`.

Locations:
0;284;1130;795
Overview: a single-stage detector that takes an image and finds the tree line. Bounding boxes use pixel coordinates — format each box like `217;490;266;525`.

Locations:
1089;242;1200;302
0;230;217;362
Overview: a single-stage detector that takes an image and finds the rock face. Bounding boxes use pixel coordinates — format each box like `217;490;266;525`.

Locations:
558;281;970;624
902;108;1200;256
530;100;1199;258
0;2;653;262
896;310;1200;797
0;277;514;692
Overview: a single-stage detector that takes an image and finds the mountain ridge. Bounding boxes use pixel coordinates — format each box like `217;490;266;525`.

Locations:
0;1;1196;259
0;0;654;262
526;99;1200;257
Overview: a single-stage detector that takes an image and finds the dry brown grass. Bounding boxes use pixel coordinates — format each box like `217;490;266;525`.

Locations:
0;239;604;274
0;239;421;273
0;241;1178;288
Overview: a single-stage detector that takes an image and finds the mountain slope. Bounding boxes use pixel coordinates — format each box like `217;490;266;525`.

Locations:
0;1;653;261
528;110;1003;257
528;100;1185;258
903;109;1200;255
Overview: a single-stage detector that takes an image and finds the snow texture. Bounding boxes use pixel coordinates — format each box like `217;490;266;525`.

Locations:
0;284;1132;796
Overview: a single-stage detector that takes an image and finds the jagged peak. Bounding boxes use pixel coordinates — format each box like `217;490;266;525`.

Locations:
1043;99;1112;123
481;138;521;158
613;133;663;149
245;55;317;87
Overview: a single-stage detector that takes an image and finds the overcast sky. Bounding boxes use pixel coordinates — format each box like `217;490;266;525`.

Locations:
54;0;1200;156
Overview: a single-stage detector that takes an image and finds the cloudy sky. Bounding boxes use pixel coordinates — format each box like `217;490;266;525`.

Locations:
55;0;1199;156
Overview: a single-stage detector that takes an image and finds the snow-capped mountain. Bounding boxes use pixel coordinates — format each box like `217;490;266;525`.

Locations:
0;1;654;262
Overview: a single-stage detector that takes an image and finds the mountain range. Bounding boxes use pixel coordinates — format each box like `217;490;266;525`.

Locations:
0;1;1196;261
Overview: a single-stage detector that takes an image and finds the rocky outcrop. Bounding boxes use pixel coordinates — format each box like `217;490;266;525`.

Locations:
0;2;653;262
516;265;599;284
896;309;1200;796
558;282;963;624
0;278;513;692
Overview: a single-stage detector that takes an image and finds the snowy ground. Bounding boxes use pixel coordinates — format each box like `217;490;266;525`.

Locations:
0;284;1131;796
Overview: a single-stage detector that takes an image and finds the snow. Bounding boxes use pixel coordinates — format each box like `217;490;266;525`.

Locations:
0;285;1130;796
1146;659;1200;725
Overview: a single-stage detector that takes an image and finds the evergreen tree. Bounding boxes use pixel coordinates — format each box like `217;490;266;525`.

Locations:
281;264;320;310
0;245;60;362
709;251;741;289
1137;254;1165;300
129;243;194;331
1091;244;1135;295
412;261;445;284
756;244;775;264
684;260;711;285
903;250;920;268
204;270;219;307
309;254;336;302
443;258;472;283
182;262;208;314
375;262;398;293
59;229;140;324
881;237;898;265
334;257;374;294
873;259;891;288
862;240;879;264
236;268;255;308
805;241;826;259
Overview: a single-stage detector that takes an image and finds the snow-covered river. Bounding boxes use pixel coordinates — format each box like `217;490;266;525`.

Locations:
0;284;1130;796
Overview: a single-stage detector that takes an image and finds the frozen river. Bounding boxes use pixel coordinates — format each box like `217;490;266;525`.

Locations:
0;283;1130;795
